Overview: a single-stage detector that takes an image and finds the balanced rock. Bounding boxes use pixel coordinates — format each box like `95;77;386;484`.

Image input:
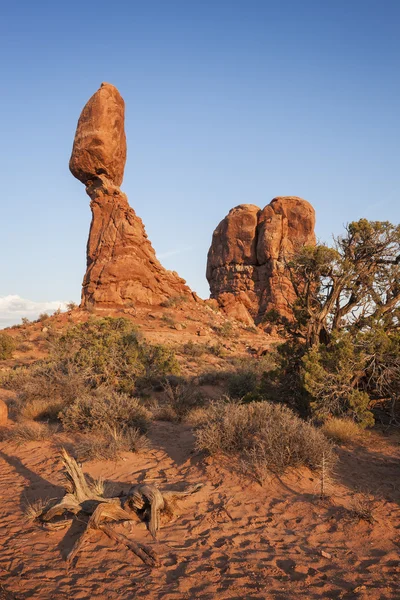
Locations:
70;83;194;308
207;197;316;323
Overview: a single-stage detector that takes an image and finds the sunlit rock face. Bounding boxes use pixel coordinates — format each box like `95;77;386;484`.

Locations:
70;83;194;308
207;197;316;323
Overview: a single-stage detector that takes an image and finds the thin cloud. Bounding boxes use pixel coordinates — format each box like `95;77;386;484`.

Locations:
157;246;193;260
0;295;68;329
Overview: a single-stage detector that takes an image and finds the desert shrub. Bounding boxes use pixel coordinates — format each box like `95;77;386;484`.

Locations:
321;418;362;444
185;407;210;428
207;342;226;358
38;313;50;322
197;370;231;386
195;400;335;480
152;404;179;422
214;321;235;339
7;365;87;422
74;426;150;462
17;342;33;353
182;341;205;357
227;371;258;399
66;301;78;311
162;380;205;419
0;333;16;360
225;355;276;400
60;388;151;433
161;313;176;327
7;318;180;405
2;421;51;444
141;344;180;385
350;492;376;523
160;295;188;308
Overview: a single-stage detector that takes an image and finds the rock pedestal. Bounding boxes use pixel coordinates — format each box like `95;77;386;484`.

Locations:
70;83;194;308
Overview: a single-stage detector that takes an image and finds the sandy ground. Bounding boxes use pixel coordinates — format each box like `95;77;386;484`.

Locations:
0;420;399;600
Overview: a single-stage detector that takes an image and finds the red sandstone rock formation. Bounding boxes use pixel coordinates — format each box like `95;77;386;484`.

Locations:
70;83;194;308
206;197;316;323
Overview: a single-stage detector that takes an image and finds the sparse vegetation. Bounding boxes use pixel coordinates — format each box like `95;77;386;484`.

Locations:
182;341;205;357
350;491;376;523
66;301;78;311
195;400;335;482
214;321;236;339
160;295;188;308
1;421;51;444
60;388;151;433
161;313;176;328
162;379;205;419
74;426;150;461
322;418;363;444
0;333;16;360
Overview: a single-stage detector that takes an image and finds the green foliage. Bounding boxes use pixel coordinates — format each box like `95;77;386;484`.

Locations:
264;219;400;424
50;317;179;392
0;333;16;360
303;334;374;426
227;371;258;399
6;318;180;430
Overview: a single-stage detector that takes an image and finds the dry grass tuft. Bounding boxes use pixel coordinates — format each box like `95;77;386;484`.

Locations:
4;421;52;444
350;492;376;523
74;426;150;462
322;418;363;445
24;498;52;521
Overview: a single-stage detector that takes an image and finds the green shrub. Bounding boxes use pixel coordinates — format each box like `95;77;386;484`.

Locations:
60;388;151;433
303;335;374;427
227;371;258;399
195;400;335;480
0;333;16;360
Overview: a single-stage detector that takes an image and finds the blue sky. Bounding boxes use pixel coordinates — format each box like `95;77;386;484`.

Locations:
1;1;399;325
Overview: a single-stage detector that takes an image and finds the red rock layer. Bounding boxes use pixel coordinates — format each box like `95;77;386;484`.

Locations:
206;197;316;323
70;83;194;308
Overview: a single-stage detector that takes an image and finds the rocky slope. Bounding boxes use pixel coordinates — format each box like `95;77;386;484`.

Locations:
207;196;316;323
70;83;195;309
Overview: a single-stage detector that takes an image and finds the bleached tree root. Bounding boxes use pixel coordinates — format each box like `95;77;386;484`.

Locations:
34;449;202;567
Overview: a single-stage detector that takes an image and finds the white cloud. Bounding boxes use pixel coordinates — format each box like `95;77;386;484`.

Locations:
0;295;69;329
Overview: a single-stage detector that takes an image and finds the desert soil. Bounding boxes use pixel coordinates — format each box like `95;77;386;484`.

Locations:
0;417;399;600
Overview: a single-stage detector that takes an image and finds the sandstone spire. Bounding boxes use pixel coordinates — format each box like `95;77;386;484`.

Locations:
70;83;194;308
206;197;316;323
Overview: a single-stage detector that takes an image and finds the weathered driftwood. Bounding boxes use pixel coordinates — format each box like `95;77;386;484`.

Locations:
35;449;202;567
